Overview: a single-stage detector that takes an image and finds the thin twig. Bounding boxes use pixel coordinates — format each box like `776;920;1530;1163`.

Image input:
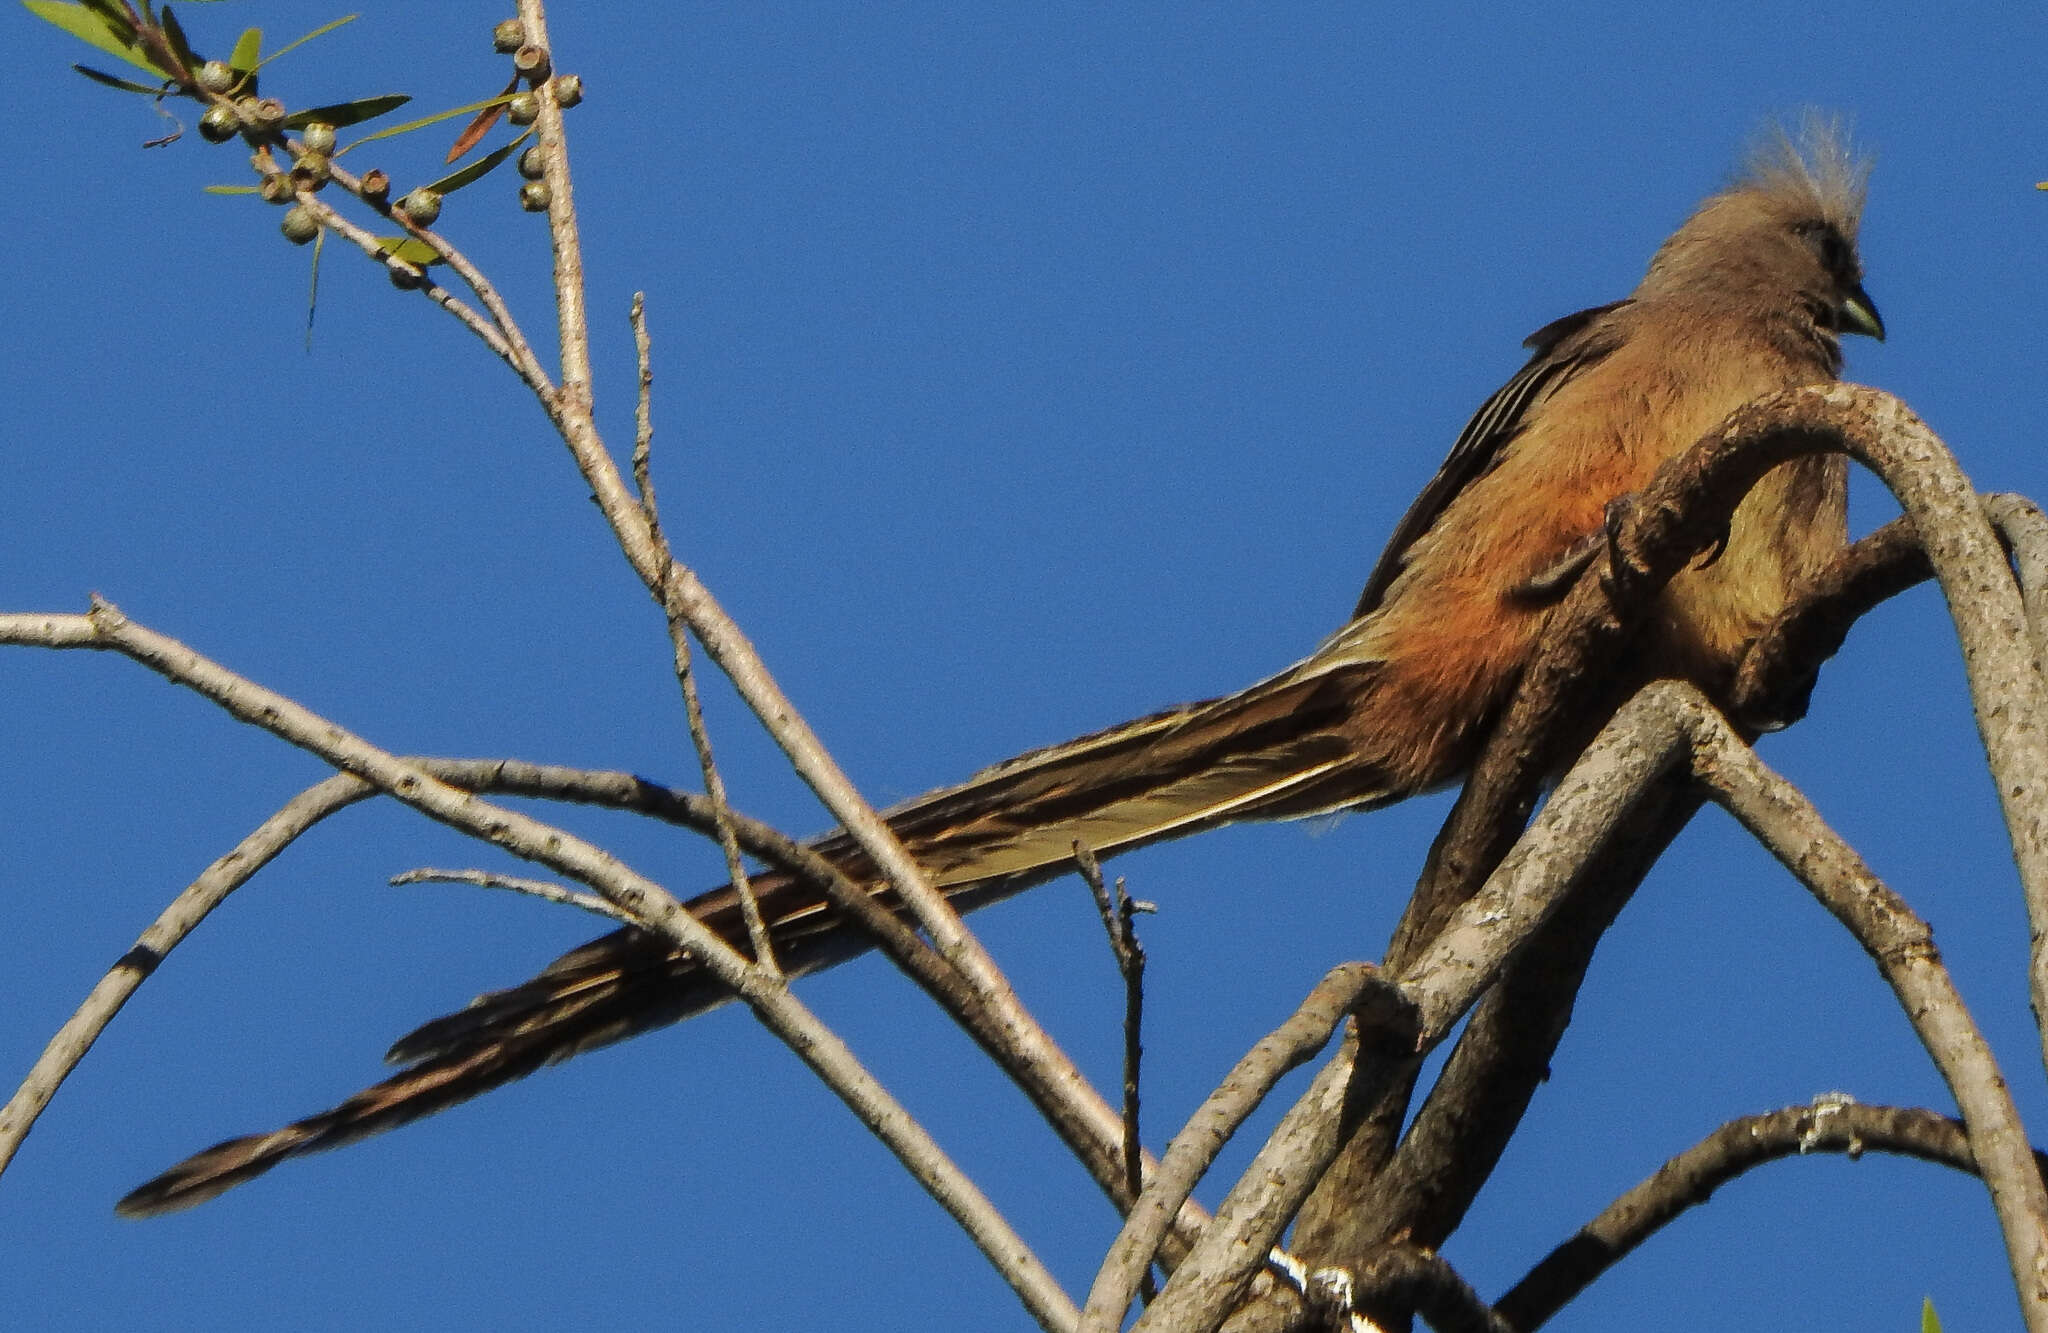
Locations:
1075;842;1150;1237
389;866;644;927
626;295;776;968
631;291;657;523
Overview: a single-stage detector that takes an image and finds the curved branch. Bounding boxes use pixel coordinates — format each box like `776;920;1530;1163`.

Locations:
1350;1244;1512;1333
1727;513;1930;726
1985;492;2048;659
1683;682;2048;1331
1640;386;2048;1057
0;773;375;1177
1496;1100;2044;1331
1299;387;2048;1288
1081;964;1415;1331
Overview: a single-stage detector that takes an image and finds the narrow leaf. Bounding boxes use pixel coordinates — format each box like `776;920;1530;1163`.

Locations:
259;14;356;68
202;183;260;194
158;3;199;74
227;25;260;74
446;74;519;163
76;0;136;41
375;237;443;267
282;93;409;131
72;62;165;94
344;94;520;148
25;1;168;76
419;130;530;197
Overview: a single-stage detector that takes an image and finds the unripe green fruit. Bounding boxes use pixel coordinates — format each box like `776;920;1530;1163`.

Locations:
198;104;239;143
398;189;443;225
281;206;319;245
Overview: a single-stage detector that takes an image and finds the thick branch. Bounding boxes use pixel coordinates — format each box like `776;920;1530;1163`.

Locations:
1134;686;1698;1333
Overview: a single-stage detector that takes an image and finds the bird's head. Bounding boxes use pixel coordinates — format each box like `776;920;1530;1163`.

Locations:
1639;116;1884;352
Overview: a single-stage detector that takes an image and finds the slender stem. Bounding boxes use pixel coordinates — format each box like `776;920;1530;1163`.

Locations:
0;774;374;1176
390;866;645;927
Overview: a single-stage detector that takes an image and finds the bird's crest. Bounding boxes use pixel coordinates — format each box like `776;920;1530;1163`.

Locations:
1738;113;1870;236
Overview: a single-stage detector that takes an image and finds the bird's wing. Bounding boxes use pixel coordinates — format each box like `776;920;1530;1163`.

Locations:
1351;301;1630;619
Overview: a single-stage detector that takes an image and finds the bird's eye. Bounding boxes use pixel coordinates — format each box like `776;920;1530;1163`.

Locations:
1796;221;1852;274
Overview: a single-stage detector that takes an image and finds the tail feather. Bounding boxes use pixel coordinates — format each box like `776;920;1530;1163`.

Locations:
121;655;1397;1215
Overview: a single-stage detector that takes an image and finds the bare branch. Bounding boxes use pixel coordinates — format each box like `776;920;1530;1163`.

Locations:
1347;1245;1512;1333
1986;492;2048;660
619;296;775;965
1727;513;1930;726
0;773;374;1177
1075;844;1150;1264
389;866;645;927
0;605;1079;1330
1083;964;1414;1331
1133;685;1699;1333
1684;683;2048;1331
1497;1100;2048;1331
1642;385;2048;1065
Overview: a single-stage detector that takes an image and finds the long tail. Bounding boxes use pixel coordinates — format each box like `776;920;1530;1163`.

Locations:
118;652;1399;1216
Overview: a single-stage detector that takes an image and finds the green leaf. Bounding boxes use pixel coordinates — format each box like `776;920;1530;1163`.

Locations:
417;129;530;197
227;25;260;74
375;237;443;267
202;183;260;194
259;13;356;68
158;3;199;74
1922;1298;1942;1333
72;62;166;94
24;1;170;77
345;94;520;148
76;0;136;40
283;93;409;131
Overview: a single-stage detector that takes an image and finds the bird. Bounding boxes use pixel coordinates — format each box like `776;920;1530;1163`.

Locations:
117;122;1884;1216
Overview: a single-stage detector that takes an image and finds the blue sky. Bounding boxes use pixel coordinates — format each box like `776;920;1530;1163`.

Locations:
7;3;2048;1329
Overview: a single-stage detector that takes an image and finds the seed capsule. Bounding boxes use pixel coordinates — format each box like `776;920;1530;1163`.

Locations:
398;189;443;226
281;206;320;245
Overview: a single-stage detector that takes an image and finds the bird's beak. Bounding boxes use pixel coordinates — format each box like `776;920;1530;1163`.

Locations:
1838;283;1885;341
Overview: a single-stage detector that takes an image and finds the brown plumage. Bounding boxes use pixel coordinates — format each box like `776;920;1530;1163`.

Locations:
117;123;1884;1216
